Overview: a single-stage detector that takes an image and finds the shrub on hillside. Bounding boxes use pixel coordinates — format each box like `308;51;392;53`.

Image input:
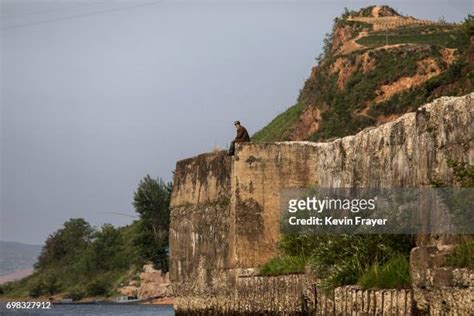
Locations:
358;254;411;289
276;234;415;290
28;281;45;298
65;287;86;301
86;279;110;297
446;238;474;269
259;255;308;276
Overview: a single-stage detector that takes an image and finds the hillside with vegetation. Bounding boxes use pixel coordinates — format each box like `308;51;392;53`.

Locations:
253;6;474;142
0;176;171;300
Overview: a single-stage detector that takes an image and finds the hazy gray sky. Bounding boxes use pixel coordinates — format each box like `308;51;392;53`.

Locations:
1;0;471;244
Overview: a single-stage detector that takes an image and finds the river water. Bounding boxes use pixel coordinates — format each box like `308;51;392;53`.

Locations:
1;304;175;315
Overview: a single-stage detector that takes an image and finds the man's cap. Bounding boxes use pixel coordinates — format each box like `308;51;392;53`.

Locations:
234;121;240;125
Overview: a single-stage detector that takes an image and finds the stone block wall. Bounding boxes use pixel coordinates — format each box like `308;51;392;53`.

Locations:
411;244;474;314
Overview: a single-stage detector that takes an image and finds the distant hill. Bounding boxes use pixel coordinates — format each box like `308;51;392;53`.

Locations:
0;241;41;279
253;5;474;142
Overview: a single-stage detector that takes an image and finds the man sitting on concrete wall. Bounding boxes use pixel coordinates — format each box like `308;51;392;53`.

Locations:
228;121;250;156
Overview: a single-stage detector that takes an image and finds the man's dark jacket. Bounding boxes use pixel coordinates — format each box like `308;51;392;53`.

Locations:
234;126;251;143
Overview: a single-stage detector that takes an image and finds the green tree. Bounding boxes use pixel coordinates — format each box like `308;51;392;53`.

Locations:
36;218;93;269
85;224;128;271
133;175;172;270
463;14;474;36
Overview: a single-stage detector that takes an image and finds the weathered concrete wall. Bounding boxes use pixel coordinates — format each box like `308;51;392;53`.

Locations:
170;151;231;207
169;93;473;313
169;151;234;295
